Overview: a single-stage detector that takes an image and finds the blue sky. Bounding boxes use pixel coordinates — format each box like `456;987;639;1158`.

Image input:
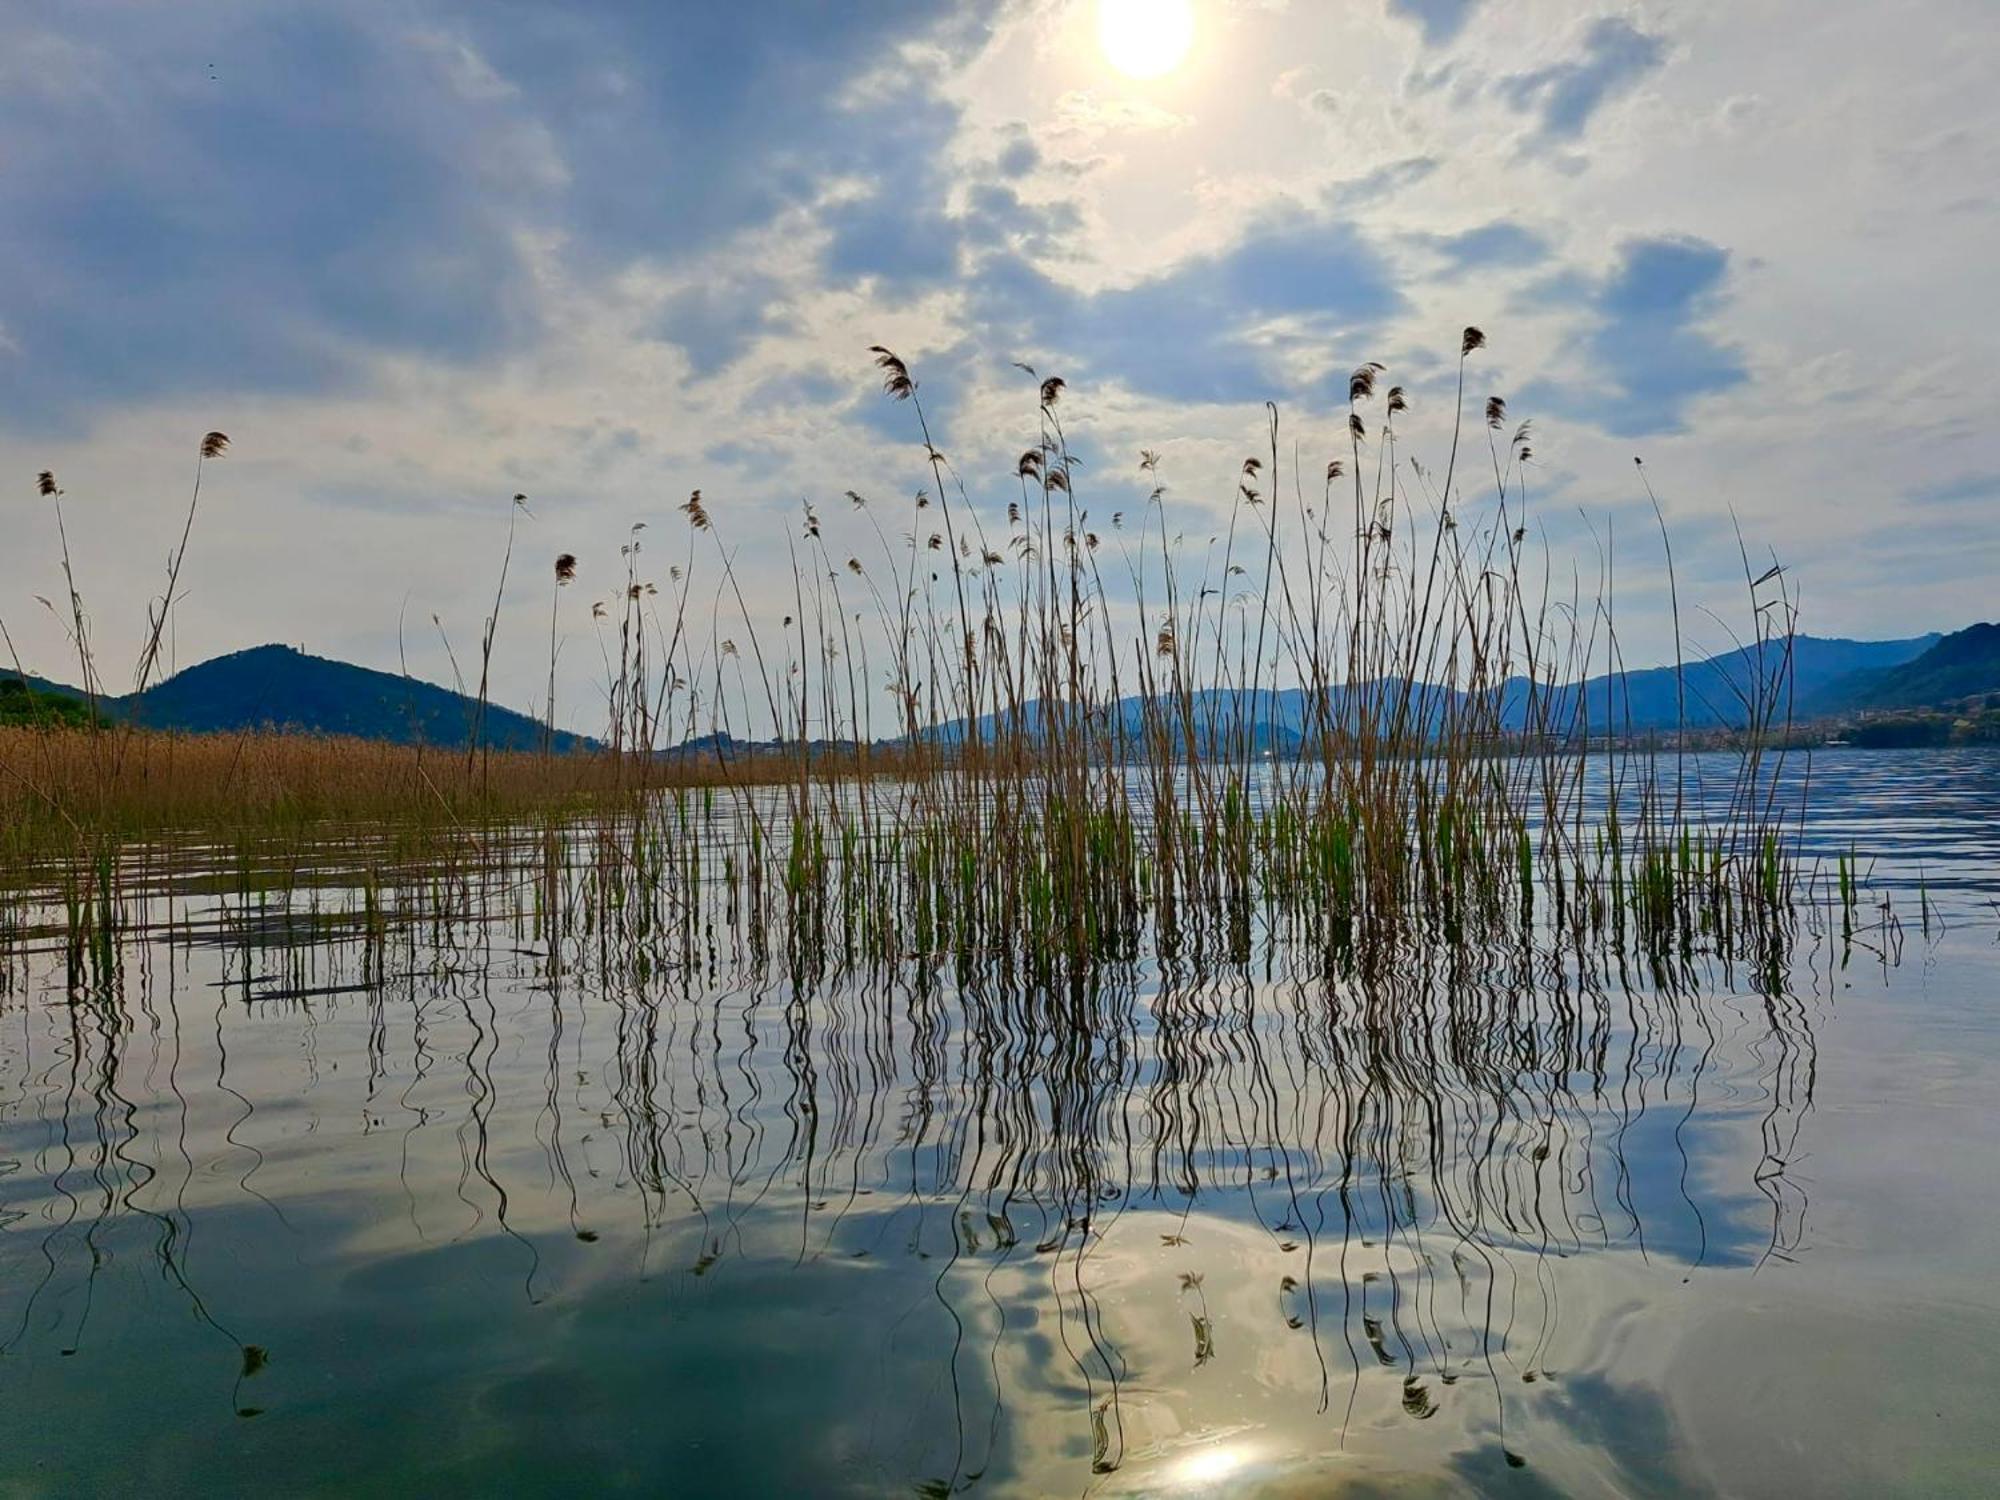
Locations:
3;1;1996;728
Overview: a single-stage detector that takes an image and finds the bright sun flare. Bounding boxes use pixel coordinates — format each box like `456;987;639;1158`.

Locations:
1098;0;1194;80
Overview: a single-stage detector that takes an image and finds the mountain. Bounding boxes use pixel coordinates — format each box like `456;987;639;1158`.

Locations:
9;629;1978;753
4;645;590;751
963;633;1942;745
1807;623;2000;713
0;677;96;728
1492;632;1942;733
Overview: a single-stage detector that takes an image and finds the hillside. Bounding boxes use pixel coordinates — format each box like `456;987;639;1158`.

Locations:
0;678;97;728
1809;622;2000;712
960;633;1942;745
5;645;590;751
1498;632;1940;733
8;629;1980;754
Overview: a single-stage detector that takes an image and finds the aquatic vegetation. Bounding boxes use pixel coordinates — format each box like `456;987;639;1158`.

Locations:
3;329;1814;984
0;781;1920;1488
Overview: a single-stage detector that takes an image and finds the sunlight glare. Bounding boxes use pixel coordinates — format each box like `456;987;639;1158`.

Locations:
1173;1443;1249;1487
1098;0;1195;81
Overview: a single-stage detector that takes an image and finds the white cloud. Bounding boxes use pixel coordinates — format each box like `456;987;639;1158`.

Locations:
3;0;1996;730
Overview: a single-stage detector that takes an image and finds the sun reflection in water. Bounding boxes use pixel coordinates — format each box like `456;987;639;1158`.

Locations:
1172;1441;1251;1489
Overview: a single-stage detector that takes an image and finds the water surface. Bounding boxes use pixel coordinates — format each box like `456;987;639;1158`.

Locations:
2;750;1996;1497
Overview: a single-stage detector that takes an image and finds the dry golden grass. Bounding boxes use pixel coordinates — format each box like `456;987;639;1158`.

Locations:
0;725;914;849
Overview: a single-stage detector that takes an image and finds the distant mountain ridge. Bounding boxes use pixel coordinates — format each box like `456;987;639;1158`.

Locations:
6;644;590;751
1806;622;2000;712
947;632;1943;747
1494;631;1941;733
8;628;1988;752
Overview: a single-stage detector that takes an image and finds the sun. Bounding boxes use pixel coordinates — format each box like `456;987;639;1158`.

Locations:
1098;0;1194;81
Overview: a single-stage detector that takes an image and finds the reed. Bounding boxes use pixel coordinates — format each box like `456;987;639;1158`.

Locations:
2;328;1809;980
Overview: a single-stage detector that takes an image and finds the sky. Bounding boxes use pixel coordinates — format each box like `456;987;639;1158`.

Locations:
3;0;1996;733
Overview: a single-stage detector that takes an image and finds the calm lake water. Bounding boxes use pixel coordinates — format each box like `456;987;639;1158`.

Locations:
2;750;1996;1497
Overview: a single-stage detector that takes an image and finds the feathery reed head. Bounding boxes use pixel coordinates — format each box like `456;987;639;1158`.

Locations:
1462;326;1486;356
1348;363;1384;403
869;346;915;400
1386;385;1407;416
1486;396;1507;429
1040;376;1065;407
1326;460;1345;482
1017;450;1042;480
200;431;230;459
680;490;711;531
37;470;58;497
555;553;577;585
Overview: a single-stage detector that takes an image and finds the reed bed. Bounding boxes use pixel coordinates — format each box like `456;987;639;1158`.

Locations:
0;725;918;848
3;327;1808;980
516;328;1805;977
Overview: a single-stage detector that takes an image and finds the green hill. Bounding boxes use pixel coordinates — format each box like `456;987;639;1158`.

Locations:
0;678;97;728
1811;622;2000;712
5;645;590;751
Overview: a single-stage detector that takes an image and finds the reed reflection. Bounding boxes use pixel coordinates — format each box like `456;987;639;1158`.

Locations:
0;839;1833;1491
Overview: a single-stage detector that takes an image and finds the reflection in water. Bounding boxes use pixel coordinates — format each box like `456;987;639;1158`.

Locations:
0;751;1995;1495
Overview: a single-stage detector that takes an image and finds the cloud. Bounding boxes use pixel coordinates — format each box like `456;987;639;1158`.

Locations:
653;276;790;376
0;8;551;427
1524;236;1748;436
4;0;1997;701
960;184;1084;257
1388;0;1483;46
1418;220;1552;278
1910;472;2000;509
994;124;1041;178
448;1;990;258
0;0;995;429
1325;156;1440;210
1050;90;1192;140
1499;17;1666;143
975;213;1403;405
822;196;965;290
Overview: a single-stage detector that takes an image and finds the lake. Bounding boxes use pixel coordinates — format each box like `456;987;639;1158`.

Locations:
2;749;1996;1497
